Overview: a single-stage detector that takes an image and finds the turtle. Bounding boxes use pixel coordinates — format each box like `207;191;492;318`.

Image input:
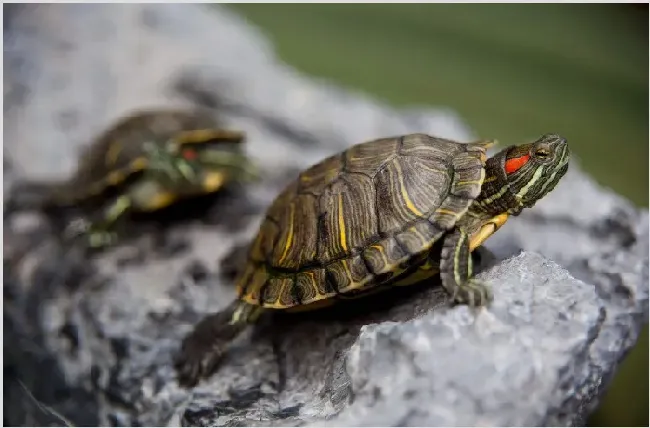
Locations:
174;132;570;387
5;109;257;249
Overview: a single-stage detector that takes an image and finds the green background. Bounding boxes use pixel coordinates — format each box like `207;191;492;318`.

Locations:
227;4;648;426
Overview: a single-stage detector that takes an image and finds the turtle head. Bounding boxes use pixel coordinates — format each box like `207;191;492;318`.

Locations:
144;135;259;187
479;134;570;215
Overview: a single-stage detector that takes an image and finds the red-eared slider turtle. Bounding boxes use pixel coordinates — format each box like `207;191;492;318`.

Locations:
175;133;570;387
6;109;257;249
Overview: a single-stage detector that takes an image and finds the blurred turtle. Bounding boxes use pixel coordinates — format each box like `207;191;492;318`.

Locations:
6;109;257;249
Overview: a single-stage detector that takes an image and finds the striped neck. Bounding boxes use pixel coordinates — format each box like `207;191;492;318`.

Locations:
472;150;523;216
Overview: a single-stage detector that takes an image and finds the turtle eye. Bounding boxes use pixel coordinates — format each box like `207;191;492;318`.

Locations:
534;148;550;159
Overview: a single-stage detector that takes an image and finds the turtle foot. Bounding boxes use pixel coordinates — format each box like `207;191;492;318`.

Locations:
63;218;119;249
452;279;493;307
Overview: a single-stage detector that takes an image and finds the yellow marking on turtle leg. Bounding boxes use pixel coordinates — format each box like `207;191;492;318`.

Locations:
394;161;423;216
105;142;122;166
469;213;509;251
453;230;468;287
277;203;295;265
337;195;348;252
202;172;227;192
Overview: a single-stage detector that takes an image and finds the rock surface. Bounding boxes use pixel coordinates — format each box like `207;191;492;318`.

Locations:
3;4;648;427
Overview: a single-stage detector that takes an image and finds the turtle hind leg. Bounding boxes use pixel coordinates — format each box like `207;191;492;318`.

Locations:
175;300;264;387
439;228;493;307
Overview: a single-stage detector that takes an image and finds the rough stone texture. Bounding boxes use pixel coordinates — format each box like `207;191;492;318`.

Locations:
3;4;648;427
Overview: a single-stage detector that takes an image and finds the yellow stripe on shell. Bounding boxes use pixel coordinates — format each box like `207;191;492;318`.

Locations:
277;203;295;265
394;161;424;217
338;194;348;252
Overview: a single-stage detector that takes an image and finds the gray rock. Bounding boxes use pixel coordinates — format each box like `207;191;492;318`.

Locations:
3;4;648;427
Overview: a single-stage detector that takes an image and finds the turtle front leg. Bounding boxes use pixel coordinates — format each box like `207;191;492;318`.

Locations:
175;300;264;387
64;195;132;249
439;227;493;307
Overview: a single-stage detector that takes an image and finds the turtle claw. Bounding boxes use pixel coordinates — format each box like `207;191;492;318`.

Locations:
453;279;493;307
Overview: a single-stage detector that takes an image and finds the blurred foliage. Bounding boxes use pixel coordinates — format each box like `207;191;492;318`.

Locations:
228;4;648;426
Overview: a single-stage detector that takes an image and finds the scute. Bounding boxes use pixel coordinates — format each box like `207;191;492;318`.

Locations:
394;221;444;255
297;153;344;195
270;193;319;270
297;269;332;304
375;155;451;232
237;134;491;309
345;137;400;174
316;175;377;263
362;236;408;275
261;277;287;306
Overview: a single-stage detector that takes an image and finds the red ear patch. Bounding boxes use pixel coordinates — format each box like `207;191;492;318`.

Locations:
182;149;198;160
505;154;530;174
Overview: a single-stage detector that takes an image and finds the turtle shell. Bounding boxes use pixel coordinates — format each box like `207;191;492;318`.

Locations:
236;133;492;309
53;109;236;205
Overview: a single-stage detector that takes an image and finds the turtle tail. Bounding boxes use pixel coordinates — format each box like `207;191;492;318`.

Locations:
174;300;265;387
